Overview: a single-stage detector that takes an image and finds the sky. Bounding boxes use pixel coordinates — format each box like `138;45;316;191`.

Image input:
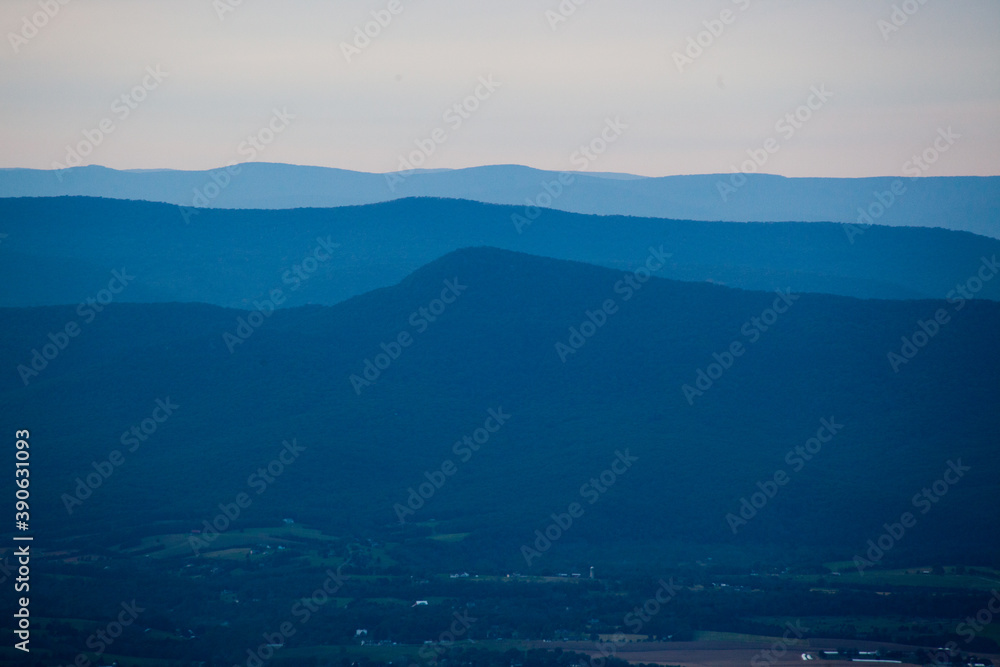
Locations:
0;0;998;178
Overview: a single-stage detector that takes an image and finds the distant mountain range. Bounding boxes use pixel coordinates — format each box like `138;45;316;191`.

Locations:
1;196;998;309
1;163;998;238
4;248;997;566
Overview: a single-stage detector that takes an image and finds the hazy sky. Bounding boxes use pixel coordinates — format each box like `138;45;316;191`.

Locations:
1;0;998;177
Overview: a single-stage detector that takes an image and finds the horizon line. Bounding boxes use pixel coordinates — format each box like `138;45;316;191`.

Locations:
2;162;998;181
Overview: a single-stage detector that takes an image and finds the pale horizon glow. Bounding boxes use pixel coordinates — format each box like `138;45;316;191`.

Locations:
1;0;998;178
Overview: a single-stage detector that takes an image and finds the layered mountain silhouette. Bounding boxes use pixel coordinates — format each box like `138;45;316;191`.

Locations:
1;163;997;238
4;248;997;567
1;196;998;309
